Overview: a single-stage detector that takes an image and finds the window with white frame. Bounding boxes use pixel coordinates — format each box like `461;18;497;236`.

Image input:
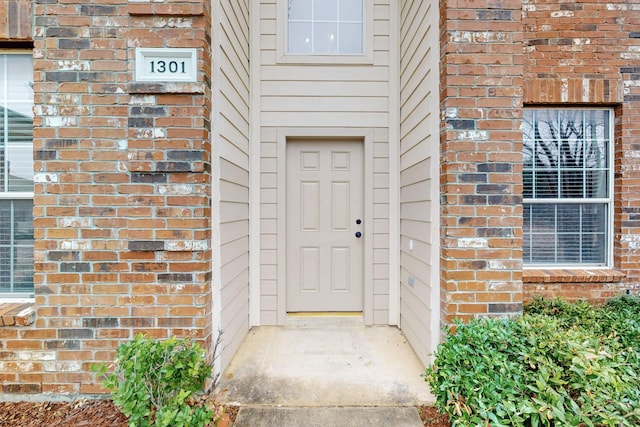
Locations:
287;0;363;54
523;108;613;266
0;53;34;296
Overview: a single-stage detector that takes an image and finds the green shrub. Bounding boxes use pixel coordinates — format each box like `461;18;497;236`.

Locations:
425;296;640;426
93;334;214;427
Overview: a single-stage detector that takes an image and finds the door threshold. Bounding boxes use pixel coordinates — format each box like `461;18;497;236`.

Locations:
287;311;362;318
285;313;365;328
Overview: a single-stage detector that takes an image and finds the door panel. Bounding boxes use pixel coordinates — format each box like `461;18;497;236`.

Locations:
287;140;364;312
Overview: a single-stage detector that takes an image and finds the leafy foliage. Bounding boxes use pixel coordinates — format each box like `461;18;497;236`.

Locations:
93;334;214;427
425;296;640;426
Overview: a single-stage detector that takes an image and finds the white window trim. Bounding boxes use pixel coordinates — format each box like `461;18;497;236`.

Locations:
276;0;374;65
522;107;615;269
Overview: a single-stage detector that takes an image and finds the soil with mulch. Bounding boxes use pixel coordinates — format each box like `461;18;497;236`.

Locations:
0;401;450;426
419;405;452;427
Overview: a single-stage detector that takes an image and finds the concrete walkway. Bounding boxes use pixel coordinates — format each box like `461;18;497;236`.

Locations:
218;315;433;426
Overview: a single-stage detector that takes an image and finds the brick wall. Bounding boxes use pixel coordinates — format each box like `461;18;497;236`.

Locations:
0;0;213;395
0;0;31;41
522;0;640;302
439;0;525;326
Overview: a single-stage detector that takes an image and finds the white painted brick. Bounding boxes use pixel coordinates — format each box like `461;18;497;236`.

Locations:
621;52;640;61
60;217;91;228
17;362;34;372
445;107;458;118
158;184;195;195
34;105;56;116
48;94;81;104
34;173;58;183
488;260;508;270
621;235;640;249
551;11;574;17
57;60;90;71
18;351;57;361
130;95;157;105
166;240;209;252
60;240;91;250
45;116;78;127
449;31;472;43
149;17;194;28
607;4;628;11
456;130;488;141
43;361;82;373
137;128;166;138
458;238;488;248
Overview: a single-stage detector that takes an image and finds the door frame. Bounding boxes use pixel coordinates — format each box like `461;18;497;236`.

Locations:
277;128;375;325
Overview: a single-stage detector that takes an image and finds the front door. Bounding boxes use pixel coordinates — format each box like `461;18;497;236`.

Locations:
286;140;364;312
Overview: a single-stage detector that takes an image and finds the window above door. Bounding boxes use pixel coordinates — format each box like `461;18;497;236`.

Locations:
288;0;363;55
276;0;373;64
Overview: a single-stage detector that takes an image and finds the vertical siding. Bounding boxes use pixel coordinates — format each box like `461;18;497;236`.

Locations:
399;0;440;364
214;0;251;368
259;0;392;324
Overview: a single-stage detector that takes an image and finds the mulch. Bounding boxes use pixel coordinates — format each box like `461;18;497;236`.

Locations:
0;400;128;427
0;400;450;426
419;405;451;427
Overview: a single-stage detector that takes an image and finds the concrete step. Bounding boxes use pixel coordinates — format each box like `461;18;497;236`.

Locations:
233;406;424;427
219;319;433;407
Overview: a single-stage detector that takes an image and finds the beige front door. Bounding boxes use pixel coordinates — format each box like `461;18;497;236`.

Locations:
286;140;364;312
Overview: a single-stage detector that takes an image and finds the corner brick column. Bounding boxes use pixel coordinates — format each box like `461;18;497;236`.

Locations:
27;0;212;394
439;0;524;327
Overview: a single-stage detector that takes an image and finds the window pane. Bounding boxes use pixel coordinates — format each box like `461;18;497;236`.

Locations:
532;169;558;198
6;55;33;101
0;200;34;294
559;168;585;198
1;103;33;192
585;110;609;169
340;0;363;21
8;143;34;192
313;22;338;53
523;203;607;265
288;0;312;20
339;23;362;53
314;0;337;21
288;22;313;53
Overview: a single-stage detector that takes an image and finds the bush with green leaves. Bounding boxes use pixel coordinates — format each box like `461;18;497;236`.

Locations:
425;295;640;426
93;334;214;427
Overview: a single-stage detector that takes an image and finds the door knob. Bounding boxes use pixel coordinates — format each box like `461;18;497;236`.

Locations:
355;231;362;238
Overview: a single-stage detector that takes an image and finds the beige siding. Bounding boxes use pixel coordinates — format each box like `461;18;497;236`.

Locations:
214;0;251;368
399;0;440;364
258;0;392;324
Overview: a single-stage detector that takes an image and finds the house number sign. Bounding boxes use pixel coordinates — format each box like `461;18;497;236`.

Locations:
135;48;197;82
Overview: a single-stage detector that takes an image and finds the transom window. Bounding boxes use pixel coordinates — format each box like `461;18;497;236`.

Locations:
523;108;613;266
0;53;34;296
287;0;363;54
